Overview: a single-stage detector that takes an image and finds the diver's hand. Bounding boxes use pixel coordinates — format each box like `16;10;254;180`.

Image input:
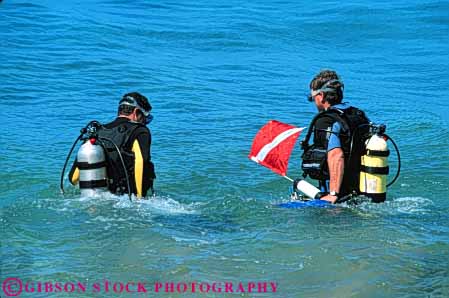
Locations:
320;194;338;204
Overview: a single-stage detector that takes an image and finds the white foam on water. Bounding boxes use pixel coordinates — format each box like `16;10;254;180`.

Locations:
79;191;121;201
91;215;127;223
132;195;202;215
76;192;203;216
392;196;434;214
48;191;201;221
172;236;215;245
356;196;434;215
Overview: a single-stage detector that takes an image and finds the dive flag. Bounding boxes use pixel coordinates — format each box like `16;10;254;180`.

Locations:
248;120;304;176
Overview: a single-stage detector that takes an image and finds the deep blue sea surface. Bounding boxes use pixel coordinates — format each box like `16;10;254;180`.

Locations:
1;0;449;297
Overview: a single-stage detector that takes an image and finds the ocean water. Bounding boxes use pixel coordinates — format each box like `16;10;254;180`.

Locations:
1;0;449;297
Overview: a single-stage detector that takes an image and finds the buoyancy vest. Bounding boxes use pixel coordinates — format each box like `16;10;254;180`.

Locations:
96;119;144;195
301;106;370;195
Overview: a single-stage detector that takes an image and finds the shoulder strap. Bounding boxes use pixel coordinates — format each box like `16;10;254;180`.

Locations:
97;121;145;150
302;109;350;148
123;123;145;149
328;107;351;132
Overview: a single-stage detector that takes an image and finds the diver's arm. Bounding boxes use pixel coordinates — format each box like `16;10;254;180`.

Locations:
328;147;344;192
321;148;344;203
132;138;145;198
320;121;344;203
132;130;155;198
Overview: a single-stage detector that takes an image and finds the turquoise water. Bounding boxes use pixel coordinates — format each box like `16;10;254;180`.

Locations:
1;0;449;297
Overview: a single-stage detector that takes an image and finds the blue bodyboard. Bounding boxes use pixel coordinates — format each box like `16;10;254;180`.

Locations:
277;199;332;208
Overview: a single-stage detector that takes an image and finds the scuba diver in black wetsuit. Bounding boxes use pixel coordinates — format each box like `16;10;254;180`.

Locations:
299;70;374;204
68;92;156;198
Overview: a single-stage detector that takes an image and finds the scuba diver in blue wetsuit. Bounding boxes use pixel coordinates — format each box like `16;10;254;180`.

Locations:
299;70;374;203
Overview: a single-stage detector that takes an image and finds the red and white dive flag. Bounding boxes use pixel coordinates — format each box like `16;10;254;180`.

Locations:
248;120;304;176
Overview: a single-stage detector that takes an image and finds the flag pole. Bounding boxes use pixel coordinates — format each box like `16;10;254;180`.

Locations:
282;175;294;182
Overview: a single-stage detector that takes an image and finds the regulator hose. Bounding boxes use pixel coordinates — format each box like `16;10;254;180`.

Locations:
60;131;84;194
98;137;132;202
349;125;401;188
385;134;401;187
60;122;101;194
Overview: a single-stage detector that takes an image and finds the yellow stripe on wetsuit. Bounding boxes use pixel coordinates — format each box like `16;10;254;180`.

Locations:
132;139;144;198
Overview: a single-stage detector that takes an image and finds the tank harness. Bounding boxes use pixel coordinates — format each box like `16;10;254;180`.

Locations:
60;121;141;201
300;106;397;203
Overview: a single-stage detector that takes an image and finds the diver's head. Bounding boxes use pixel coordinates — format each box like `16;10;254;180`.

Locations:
118;92;153;125
308;70;344;111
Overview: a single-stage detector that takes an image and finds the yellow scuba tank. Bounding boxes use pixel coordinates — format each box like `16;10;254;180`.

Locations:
359;125;389;203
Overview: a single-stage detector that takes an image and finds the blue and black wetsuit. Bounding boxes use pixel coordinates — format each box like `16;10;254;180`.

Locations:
302;103;370;197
